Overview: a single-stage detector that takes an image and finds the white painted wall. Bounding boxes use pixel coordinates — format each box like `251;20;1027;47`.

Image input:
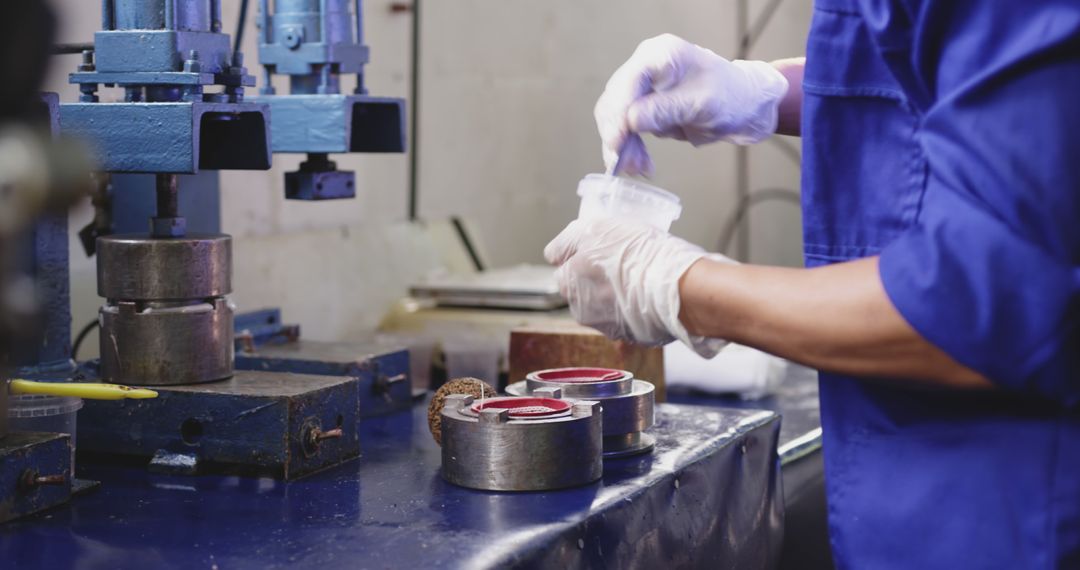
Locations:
415;0;809;267
44;0;809;355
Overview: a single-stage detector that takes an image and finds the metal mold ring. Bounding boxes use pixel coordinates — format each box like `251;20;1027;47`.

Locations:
524;367;634;397
440;393;603;491
467;396;571;419
509;367;656;458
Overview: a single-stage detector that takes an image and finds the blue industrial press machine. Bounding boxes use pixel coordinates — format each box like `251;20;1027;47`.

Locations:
7;0;409;494
232;0;411;417
0;3;817;567
251;0;406;199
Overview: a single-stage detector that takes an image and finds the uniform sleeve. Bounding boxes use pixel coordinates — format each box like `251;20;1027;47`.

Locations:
877;3;1080;404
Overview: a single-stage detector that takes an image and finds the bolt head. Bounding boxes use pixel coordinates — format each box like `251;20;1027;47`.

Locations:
282;26;304;49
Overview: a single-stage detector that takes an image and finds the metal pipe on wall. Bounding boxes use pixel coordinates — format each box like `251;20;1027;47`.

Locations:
408;0;420;221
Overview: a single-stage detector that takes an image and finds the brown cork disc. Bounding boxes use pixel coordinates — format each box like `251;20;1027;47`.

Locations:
428;377;497;446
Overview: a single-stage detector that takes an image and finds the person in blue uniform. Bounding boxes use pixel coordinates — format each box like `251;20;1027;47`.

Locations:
545;2;1080;567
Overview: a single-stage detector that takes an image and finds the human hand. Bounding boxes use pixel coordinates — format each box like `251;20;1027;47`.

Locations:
594;34;789;176
544;217;731;357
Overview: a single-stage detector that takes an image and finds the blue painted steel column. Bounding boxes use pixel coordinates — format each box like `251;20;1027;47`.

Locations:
111;0;213;32
15;213;73;374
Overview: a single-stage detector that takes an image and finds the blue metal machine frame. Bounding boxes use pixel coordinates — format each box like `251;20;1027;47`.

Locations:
61;0;272;175
0;94;79;524
234;308;413;418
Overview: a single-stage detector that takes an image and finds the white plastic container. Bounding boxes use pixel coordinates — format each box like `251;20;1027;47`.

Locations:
576;173;683;232
9;395;83;472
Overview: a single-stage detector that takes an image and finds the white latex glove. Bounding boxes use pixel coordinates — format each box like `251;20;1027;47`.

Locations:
595;34;789;176
666;342;791;400
544;218;733;358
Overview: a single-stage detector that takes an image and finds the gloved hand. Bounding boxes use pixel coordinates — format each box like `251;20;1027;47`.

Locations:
544;217;733;358
595;33;789;176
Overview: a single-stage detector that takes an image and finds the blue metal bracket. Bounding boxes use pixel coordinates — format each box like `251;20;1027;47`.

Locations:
253;0;406;200
251;94;405;154
59;101;271;173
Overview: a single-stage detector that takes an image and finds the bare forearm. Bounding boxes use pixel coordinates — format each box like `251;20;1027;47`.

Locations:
679;256;992;389
771;57;804;136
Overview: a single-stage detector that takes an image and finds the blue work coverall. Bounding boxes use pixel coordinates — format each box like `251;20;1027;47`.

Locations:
802;0;1080;567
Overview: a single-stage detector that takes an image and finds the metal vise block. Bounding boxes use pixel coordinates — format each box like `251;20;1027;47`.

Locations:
235;339;411;418
77;370;360;480
59;101;271;173
251;94;405;154
0;433;72;523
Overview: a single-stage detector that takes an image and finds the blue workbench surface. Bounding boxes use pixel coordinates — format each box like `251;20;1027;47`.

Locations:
0;401;783;569
669;367;822;463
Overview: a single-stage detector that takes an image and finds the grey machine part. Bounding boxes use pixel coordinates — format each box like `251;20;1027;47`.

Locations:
506;367;656;458
440;391;603;491
97;232;234;386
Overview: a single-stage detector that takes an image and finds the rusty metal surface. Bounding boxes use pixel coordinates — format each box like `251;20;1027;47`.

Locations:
99;297;234;386
77;370;360;479
97;234;235;386
0;432;71;524
235;338;411;418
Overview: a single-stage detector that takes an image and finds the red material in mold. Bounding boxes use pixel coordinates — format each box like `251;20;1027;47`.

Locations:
532;367;628;383
470;397;571;418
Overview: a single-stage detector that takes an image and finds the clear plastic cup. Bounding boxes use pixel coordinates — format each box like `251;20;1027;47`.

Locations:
9;394;83;473
443;340;500;385
576;173;682;232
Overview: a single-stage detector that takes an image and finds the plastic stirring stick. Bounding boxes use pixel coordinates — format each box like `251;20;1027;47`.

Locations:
8;379;158;400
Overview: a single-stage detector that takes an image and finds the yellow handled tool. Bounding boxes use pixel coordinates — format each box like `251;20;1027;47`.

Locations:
8;379;158;400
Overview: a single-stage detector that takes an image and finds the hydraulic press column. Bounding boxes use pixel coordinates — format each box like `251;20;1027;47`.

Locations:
254;0;405;200
96;194;233;385
60;0;271;386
